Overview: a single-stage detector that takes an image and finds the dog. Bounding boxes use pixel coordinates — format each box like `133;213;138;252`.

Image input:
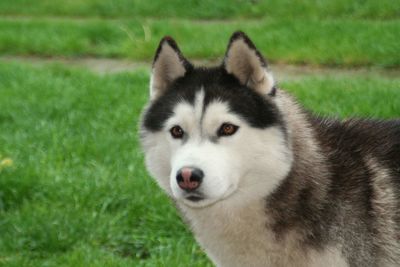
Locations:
139;31;400;267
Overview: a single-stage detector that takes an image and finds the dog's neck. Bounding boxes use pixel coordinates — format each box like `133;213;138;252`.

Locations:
178;193;275;267
265;89;331;240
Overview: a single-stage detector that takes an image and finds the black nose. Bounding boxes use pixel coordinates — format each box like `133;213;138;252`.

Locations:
176;167;204;191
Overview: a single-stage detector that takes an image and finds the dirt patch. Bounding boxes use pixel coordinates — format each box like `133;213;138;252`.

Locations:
1;55;399;81
0;56;148;74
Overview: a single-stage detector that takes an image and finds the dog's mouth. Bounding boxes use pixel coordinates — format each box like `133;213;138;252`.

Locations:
180;191;213;208
186;195;204;202
179;185;237;209
183;191;205;202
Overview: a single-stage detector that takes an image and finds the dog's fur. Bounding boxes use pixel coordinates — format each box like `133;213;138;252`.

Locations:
139;31;400;267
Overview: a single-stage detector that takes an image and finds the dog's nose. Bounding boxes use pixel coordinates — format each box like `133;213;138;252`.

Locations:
176;167;203;191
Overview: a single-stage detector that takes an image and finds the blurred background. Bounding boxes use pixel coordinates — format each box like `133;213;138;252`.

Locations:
0;1;399;266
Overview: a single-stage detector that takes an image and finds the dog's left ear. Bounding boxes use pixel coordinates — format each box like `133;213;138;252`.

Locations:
223;31;275;95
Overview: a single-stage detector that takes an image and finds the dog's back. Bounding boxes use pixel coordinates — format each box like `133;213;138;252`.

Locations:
315;118;400;171
318;118;400;265
267;115;400;266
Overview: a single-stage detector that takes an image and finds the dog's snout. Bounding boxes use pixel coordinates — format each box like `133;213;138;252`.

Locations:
176;167;203;191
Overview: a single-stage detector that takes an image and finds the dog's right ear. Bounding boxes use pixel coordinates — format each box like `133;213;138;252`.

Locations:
150;36;192;100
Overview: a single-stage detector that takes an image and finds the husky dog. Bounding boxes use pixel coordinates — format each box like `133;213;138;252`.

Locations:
139;31;400;267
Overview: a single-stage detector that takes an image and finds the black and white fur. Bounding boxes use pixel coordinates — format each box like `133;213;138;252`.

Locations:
139;31;400;267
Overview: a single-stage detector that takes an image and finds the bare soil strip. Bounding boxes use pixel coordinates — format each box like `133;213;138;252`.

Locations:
1;55;399;81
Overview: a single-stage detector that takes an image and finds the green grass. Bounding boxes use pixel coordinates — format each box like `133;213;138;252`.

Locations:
0;0;399;19
1;0;398;68
0;62;399;266
0;0;399;265
0;63;211;266
1;18;399;67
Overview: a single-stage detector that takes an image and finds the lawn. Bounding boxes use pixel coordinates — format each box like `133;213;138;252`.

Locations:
0;1;399;266
0;0;398;19
1;18;399;67
0;62;399;266
0;0;399;67
0;63;212;267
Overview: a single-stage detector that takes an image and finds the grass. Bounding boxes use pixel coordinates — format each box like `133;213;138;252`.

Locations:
0;0;399;19
0;18;399;67
0;62;399;266
0;63;211;267
1;0;399;68
0;0;399;266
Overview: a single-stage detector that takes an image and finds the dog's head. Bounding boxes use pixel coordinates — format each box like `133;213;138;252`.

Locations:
140;32;292;208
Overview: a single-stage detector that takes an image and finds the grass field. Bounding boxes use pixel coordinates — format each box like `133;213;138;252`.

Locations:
0;1;399;266
1;63;399;267
0;0;399;67
0;0;399;19
1;18;399;67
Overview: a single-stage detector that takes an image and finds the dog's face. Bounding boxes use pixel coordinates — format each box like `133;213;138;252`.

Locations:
140;32;292;208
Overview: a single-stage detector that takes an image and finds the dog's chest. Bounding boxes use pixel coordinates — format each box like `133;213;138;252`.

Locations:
182;201;347;267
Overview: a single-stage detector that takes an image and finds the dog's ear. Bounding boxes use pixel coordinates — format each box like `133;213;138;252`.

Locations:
150;36;192;100
223;31;275;95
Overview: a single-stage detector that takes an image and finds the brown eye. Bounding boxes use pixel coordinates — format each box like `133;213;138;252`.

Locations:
170;126;184;139
218;123;239;137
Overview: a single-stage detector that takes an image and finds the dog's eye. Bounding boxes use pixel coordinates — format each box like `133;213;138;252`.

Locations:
218;123;239;137
170;125;184;139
